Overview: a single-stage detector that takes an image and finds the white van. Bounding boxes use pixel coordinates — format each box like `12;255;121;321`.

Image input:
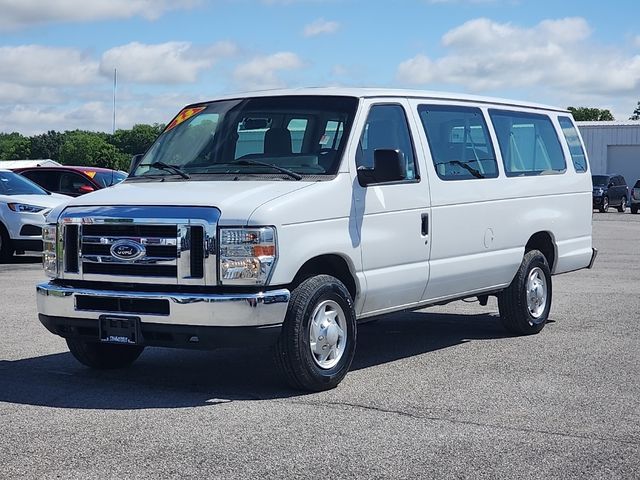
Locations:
37;88;596;391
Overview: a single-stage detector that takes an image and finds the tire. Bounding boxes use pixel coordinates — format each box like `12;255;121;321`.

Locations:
0;223;13;262
632;206;639;214
66;338;144;369
617;196;627;212
274;275;356;392
498;249;552;335
599;196;609;213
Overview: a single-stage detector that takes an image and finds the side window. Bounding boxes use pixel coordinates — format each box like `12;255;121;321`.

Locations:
490;110;566;176
22;170;59;191
356;104;418;181
59;172;93;195
418;105;498;180
558;116;587;173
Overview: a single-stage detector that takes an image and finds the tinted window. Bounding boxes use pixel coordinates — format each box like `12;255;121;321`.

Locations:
356;104;418;181
418;105;498;180
0;171;48;195
490;110;566;176
634;180;640;189
21;170;60;191
558;116;587;173
59;172;93;195
592;175;609;186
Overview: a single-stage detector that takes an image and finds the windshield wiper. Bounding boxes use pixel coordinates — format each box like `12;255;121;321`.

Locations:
138;161;190;179
435;160;485;179
211;160;303;180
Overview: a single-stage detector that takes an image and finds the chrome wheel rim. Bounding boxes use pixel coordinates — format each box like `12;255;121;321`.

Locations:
309;300;347;369
527;267;547;321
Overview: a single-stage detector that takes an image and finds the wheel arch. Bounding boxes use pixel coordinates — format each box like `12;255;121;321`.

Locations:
289;254;359;302
525;231;556;272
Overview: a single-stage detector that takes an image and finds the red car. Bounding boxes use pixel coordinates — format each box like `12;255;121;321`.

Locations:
13;166;127;197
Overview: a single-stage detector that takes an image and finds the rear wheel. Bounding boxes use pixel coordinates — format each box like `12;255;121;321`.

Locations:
0;223;13;262
274;275;356;391
618;197;627;212
66;338;144;369
498;250;552;335
632;206;639;214
599;196;609;213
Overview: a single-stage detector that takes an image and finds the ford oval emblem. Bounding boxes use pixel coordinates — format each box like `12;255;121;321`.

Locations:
110;240;146;261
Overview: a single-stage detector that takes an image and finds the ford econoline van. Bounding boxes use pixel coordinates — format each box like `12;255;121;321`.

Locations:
36;88;596;391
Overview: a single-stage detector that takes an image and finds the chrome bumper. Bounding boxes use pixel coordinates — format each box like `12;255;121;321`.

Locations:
36;282;290;328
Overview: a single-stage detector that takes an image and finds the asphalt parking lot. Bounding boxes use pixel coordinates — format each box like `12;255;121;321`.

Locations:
1;214;639;479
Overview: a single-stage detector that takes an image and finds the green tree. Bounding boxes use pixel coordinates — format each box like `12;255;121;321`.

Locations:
630;101;640;121
109;123;164;156
29;130;65;161
59;131;129;170
567;106;614;121
0;132;31;160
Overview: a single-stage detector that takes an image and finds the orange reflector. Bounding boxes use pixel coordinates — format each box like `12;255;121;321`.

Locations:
252;245;275;257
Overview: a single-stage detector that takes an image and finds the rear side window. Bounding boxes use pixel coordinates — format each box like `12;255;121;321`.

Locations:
490;110;566;176
418;105;498;180
558;116;587;173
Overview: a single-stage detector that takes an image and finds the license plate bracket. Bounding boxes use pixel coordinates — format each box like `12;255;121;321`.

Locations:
98;315;142;345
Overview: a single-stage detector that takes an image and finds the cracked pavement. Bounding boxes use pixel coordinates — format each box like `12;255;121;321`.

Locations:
1;214;639;479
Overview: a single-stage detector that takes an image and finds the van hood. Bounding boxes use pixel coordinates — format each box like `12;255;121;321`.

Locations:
52;180;316;224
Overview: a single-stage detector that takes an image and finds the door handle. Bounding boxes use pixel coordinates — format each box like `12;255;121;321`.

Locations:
421;213;429;236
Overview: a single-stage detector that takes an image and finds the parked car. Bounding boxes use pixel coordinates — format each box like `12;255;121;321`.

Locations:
631;179;640;214
36;88;596;391
592;174;628;212
13;166;127;197
0;169;69;260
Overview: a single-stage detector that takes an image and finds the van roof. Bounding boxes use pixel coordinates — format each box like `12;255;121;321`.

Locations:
188;87;568;114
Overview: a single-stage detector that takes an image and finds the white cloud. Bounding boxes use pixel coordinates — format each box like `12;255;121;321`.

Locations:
233;52;304;90
303;18;340;37
100;41;237;84
0;0;199;30
397;17;640;95
0;45;99;86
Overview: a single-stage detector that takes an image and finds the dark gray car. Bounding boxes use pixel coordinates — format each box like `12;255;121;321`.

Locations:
630;179;640;214
592;174;628;213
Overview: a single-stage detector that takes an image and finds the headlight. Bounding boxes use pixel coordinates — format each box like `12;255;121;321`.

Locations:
220;227;276;285
42;224;58;277
8;203;46;213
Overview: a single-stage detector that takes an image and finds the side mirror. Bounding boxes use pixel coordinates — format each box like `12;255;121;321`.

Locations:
78;185;95;194
357;149;407;187
130;154;144;173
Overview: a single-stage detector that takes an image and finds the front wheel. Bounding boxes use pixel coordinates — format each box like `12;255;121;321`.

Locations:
498;250;552;335
618;197;627;212
0;224;13;262
66;338;145;369
274;275;356;391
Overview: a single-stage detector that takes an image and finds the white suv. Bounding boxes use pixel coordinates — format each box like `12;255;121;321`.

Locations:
36;88;596;391
0;169;69;260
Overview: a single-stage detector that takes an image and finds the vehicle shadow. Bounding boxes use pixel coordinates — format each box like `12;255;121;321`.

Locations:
0;310;511;410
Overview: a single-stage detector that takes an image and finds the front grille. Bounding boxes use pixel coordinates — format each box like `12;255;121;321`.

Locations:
58;206;219;286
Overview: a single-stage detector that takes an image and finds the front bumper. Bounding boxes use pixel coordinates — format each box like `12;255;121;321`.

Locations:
36;282;290;347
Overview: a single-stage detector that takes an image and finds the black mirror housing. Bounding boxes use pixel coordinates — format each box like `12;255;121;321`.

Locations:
129;154;144;173
357;149;407;186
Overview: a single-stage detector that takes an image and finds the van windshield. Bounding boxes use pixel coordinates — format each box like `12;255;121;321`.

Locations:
131;96;358;180
592;175;609;186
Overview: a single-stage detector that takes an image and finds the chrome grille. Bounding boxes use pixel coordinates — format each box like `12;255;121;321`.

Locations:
58;206;219;285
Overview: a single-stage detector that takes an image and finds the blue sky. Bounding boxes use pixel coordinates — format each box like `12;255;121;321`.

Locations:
0;0;639;134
